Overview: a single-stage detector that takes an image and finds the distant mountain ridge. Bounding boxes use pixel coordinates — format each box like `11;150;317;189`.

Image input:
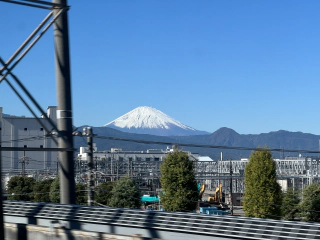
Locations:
104;106;209;136
74;126;320;160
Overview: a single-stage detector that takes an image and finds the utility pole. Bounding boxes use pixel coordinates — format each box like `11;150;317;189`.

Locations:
230;159;233;216
53;0;75;204
0;108;3;240
218;152;222;188
116;155;119;181
56;155;59;174
86;127;94;206
94;156;98;186
173;144;178;151
19;151;29;176
76;156;81;183
110;153;113;181
0;145;5;240
104;155;107;176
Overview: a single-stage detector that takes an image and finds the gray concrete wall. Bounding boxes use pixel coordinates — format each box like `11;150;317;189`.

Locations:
0;106;58;171
4;223;147;240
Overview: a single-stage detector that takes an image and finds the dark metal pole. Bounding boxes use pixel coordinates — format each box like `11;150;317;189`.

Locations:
95;158;98;187
0;108;4;239
230;159;233;215
87;127;94;206
53;0;75;204
20;151;28;176
22;155;25;176
0;146;5;240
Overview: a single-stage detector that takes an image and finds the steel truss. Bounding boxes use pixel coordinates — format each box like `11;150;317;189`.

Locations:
71;157;320;194
0;1;69;142
4;155;318;194
1;0;76;206
196;158;320;193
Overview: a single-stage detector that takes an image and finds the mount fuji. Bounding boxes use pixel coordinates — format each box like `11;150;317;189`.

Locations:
103;106;210;136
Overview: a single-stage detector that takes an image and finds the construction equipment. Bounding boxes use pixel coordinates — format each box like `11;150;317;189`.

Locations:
199;183;229;215
208;183;223;202
199;184;206;201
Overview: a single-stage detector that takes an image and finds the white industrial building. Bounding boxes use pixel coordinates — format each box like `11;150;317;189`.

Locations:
76;145;199;184
77;145;199;162
0;106;58;172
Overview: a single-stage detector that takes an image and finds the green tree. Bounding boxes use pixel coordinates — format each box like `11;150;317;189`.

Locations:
95;182;115;206
49;176;60;203
299;182;320;222
244;148;282;219
6;176;36;201
33;178;54;202
49;176;88;205
109;177;141;209
160;150;198;212
76;183;87;205
281;187;300;220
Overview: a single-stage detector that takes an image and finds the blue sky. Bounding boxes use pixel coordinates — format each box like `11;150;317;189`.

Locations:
1;0;320;135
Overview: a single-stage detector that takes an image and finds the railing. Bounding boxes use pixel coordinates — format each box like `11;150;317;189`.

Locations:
3;200;320;240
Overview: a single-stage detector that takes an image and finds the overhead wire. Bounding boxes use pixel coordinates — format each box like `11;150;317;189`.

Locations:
0;135;53;144
92;135;320;154
2;132;318;154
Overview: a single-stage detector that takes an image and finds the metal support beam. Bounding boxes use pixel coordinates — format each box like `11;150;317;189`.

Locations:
87;127;94;206
0;11;53;77
0;60;58;144
0;58;60;133
53;0;75;204
0;0;62;9
229;159;233;215
0;7;66;83
0;147;73;151
0;146;4;240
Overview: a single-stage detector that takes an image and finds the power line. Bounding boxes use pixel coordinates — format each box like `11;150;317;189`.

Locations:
3;132;317;154
93;135;320;154
0;135;51;143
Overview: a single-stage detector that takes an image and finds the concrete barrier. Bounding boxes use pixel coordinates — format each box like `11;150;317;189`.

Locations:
5;223;147;240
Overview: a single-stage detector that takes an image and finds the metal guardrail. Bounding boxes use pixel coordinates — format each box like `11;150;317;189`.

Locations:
3;200;320;240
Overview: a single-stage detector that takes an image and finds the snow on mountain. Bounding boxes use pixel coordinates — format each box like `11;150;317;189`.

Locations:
105;106;194;130
104;106;209;136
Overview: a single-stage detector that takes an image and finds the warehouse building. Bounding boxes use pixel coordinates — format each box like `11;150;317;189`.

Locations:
0;106;58;172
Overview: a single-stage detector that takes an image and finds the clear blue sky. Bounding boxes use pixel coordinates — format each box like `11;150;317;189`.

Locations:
1;0;320;135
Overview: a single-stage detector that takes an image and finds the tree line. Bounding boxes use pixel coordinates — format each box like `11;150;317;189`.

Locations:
5;150;199;212
5;148;320;222
6;175;141;208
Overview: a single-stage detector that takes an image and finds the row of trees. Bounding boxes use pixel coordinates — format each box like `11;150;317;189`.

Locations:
5;150;200;212
6;175;141;208
6;148;320;221
4;150;199;212
159;148;320;220
160;148;320;220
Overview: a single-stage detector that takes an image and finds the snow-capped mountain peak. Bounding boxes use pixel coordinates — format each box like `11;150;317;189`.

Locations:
104;106;208;136
105;106;194;130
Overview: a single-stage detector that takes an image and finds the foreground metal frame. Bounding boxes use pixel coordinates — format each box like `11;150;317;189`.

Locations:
3;200;320;240
0;5;75;240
